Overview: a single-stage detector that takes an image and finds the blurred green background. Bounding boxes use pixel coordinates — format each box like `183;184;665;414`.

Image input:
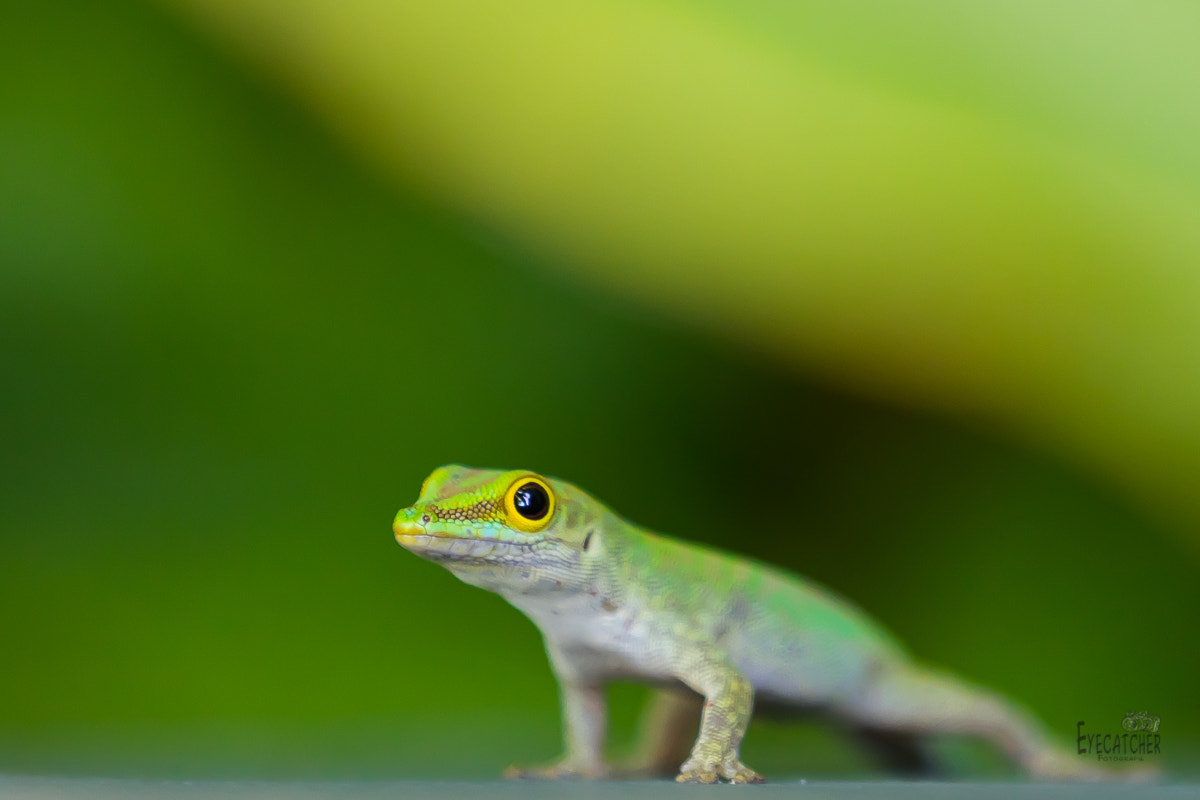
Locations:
2;0;1197;781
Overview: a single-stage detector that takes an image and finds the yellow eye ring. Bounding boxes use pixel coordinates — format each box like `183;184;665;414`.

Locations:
503;475;555;532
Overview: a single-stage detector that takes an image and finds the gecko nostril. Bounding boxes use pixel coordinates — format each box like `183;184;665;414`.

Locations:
422;515;430;523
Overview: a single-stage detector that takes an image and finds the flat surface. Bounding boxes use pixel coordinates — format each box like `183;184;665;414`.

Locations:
2;776;1196;800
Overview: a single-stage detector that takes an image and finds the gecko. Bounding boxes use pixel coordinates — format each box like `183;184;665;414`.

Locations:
392;465;1147;784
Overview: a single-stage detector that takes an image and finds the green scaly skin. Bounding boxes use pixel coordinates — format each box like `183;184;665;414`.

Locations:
393;465;1152;784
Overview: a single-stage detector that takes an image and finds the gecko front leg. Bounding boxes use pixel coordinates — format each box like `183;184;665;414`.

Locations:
504;678;606;779
505;647;608;780
675;657;763;784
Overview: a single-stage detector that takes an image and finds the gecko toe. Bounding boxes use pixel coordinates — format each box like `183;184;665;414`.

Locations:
730;767;766;784
504;761;604;780
723;759;765;784
676;768;720;784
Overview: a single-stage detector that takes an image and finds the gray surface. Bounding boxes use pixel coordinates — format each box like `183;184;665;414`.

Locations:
2;776;1197;800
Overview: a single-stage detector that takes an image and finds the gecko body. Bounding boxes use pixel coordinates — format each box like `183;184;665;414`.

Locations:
393;465;1140;783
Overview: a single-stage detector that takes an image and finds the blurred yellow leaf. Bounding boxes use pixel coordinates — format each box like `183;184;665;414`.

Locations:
165;0;1200;549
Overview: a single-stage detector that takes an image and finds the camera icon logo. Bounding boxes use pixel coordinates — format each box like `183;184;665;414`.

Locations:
1121;711;1160;733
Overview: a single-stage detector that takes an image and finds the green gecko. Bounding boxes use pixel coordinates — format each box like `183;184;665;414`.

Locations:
393;465;1144;784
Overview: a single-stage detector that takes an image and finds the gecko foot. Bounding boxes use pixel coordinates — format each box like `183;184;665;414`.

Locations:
676;756;764;784
503;760;605;781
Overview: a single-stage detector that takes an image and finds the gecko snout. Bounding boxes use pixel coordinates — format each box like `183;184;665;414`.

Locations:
393;512;425;546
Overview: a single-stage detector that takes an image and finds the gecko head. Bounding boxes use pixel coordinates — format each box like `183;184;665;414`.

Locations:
393;465;599;592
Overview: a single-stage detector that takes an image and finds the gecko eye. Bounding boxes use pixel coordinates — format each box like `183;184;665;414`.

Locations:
503;475;555;532
513;483;549;519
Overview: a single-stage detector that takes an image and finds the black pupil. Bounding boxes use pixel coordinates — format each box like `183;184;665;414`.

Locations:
513;482;549;520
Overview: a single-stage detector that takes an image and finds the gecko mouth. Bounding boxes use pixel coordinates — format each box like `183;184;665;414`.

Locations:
394;531;537;565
